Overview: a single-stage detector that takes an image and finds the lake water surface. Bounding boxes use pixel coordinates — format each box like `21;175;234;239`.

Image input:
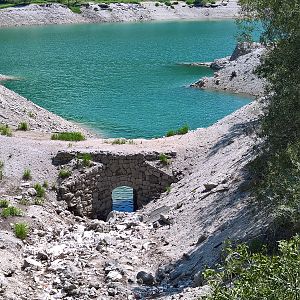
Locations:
0;20;250;138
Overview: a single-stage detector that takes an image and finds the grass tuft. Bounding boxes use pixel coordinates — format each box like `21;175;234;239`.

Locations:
18;122;29;131
77;153;92;167
112;138;127;145
0;199;10;208
166;124;189;137
159;153;170;165
33;183;46;198
34;197;44;206
42;180;49;189
59;169;71;179
0;124;12;137
1;206;23;218
14;222;29;240
51;132;85;141
177;124;189;135
22;169;32;181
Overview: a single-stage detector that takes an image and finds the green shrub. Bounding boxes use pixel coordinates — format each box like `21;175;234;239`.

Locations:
51;132;85;141
22;169;32;181
166;124;189;137
165;1;171;5
112;138;126;145
194;0;207;6
250;141;300;237
166;130;176;137
0;199;9;208
165;186;171;193
14;222;29;240
155;2;160;6
18;122;29;131
185;0;194;5
177;124;189;135
203;235;300;300
0;124;12;137
159;153;170;165
69;5;81;13
172;1;178;4
59;169;71;179
1;206;23;218
33;183;46;198
77;153;92;167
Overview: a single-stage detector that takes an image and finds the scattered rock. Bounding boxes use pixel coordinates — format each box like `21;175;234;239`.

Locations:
23;258;43;270
159;213;172;225
27;187;37;196
107;270;122;282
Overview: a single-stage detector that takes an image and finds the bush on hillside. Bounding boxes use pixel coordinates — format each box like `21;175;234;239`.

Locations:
203;235;300;300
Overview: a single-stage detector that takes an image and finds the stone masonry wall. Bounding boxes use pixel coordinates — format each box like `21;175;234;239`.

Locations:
55;151;176;220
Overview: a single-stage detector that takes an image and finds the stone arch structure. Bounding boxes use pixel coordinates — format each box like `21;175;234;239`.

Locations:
55;151;176;220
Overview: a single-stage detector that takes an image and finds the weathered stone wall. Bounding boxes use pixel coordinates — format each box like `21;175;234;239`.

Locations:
55;151;176;220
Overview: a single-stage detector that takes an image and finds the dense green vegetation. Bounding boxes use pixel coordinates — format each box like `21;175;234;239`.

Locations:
202;0;300;298
203;236;300;300
243;0;300;239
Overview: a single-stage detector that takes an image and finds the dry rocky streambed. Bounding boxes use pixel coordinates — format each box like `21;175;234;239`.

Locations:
0;44;269;299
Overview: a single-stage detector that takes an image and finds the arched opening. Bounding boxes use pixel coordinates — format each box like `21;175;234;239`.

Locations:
112;186;137;212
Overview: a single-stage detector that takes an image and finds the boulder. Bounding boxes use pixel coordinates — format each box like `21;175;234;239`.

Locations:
136;271;155;285
203;183;218;191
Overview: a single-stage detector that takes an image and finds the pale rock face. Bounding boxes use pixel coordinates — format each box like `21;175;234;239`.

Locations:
191;44;266;96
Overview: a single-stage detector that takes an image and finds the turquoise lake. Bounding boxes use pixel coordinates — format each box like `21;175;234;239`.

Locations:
0;20;250;138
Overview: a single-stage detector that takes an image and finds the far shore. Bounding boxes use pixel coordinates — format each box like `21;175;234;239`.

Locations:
0;0;240;28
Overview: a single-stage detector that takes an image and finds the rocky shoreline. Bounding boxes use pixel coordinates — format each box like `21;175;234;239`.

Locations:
0;0;239;28
191;42;266;96
0;46;268;299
